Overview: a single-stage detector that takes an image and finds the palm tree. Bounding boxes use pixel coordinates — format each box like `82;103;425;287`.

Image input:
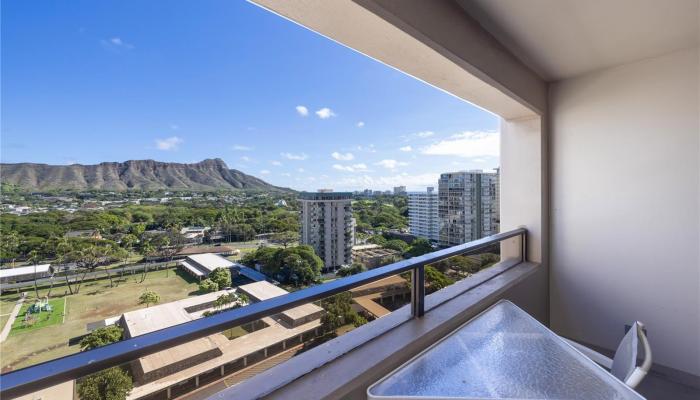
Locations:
27;249;41;299
118;234;136;282
53;238;74;295
70;245;108;294
137;240;154;283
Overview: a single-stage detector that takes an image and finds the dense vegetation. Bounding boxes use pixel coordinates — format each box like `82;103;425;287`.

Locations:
241;245;323;286
0;195;299;262
320;292;368;336
77;367;133;400
198;267;233;293
80;325;124;351
77;324;132;399
352;196;407;232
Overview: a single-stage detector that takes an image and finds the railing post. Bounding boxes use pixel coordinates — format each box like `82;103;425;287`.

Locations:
521;231;527;263
411;265;425;318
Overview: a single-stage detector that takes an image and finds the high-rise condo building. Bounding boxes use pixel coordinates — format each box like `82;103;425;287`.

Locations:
393;186;407;195
299;191;354;270
438;170;500;247
408;187;439;243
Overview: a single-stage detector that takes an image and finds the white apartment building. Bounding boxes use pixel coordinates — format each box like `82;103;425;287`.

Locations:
299;191;354;270
408;187;439;243
438;170;500;247
393;186;407;195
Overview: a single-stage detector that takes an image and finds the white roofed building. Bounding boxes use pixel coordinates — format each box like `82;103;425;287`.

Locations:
0;264;52;284
179;253;234;280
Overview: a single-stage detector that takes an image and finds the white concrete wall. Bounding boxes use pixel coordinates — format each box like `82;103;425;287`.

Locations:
500;116;545;264
549;47;700;376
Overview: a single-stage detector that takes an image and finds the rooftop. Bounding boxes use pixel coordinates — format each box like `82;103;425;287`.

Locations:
298;191;353;201
185;253;234;274
0;264;51;278
238;281;324;326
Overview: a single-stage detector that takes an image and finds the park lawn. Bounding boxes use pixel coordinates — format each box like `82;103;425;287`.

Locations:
0;295;18;315
10;299;65;336
0;268;199;372
0;313;10;330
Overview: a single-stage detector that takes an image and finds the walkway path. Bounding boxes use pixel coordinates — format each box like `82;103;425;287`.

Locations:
0;296;25;342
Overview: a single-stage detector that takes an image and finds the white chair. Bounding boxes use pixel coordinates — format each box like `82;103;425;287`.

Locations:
563;321;652;389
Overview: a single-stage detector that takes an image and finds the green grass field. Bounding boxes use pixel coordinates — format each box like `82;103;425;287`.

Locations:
10;299;65;335
0;268;199;372
0;313;10;331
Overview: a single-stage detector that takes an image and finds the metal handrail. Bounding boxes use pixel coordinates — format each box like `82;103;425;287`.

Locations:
0;228;526;398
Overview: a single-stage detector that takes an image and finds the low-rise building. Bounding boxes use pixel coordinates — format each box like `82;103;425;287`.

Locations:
117;281;324;400
352;244;400;269
180;226;210;244
64;229;102;240
175;245;237;258
0;264;52;284
179;253;234;280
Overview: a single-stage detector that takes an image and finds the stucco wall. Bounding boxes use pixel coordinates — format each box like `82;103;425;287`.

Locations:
549;47;700;376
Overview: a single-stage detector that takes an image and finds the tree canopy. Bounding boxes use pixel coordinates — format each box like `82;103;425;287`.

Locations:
77;367;133;400
138;290;160;307
198;278;219;293
80;325;123;351
405;238;433;258
208;267;232;289
242;245;322;286
336;263;367;277
320;292;368;336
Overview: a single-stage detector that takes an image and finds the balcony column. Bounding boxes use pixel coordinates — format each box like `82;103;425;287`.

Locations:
411;265;425;317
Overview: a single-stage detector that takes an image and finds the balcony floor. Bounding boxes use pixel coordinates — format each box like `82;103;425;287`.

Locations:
636;371;700;400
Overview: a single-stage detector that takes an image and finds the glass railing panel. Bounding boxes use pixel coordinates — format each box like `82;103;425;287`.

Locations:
1;229;526;400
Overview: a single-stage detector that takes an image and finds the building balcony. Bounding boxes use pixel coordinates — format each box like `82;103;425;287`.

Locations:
1;0;697;399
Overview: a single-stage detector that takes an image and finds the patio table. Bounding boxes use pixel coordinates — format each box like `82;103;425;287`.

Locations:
367;300;645;400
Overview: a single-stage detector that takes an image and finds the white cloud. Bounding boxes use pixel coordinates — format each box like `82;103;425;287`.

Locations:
233;144;252;151
399;145;412;152
331;152;354;161
421;131;499;158
271;160;283;166
333;163;369;172
240;156;252;162
356;144;377;153
334;172;441;190
375;159;408;169
169;124;180;130
102;37;134;50
295;105;309;117
357;121;365;128
281;152;308;160
416;131;434;138
281;172;291;177
315;107;336;119
259;170;271;175
155;136;183;151
297;167;305;173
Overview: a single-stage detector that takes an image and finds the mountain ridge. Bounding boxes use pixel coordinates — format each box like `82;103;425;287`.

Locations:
0;158;291;192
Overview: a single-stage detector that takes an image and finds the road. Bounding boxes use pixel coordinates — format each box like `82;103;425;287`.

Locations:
0;261;172;292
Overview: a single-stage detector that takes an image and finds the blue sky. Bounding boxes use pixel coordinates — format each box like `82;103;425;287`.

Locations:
1;0;499;191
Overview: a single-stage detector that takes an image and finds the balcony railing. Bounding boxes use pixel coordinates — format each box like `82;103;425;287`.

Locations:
0;228;526;399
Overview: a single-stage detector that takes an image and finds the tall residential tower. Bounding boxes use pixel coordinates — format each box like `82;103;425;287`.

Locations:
408;187;439;243
299;191;354;270
438;170;499;247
